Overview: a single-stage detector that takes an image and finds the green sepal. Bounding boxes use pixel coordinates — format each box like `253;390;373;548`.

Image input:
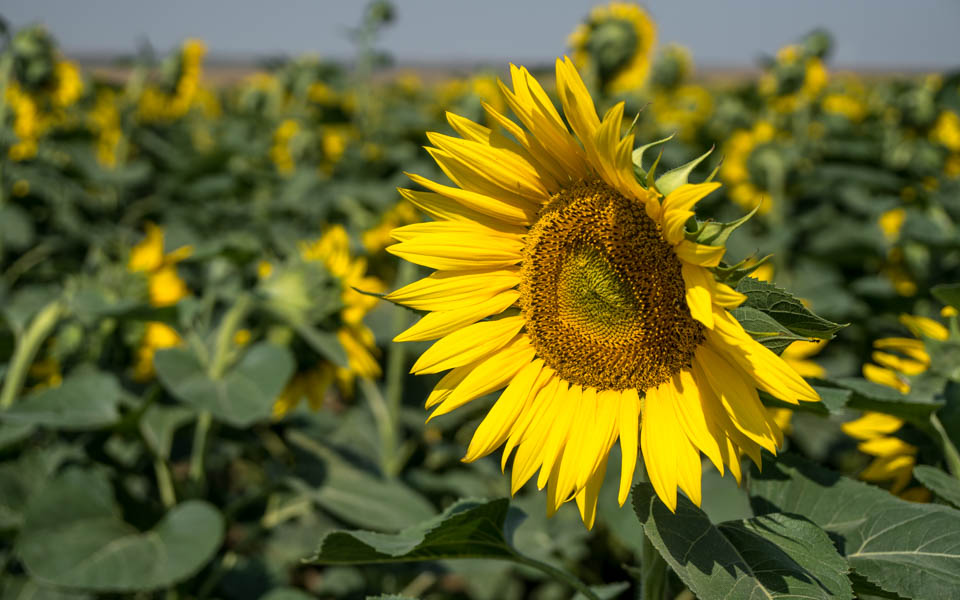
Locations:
711;254;773;287
632;133;674;183
654;145;714;196
687;202;760;247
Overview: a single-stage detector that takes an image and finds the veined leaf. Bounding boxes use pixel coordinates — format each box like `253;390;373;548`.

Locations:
1;371;121;430
633;482;852;600
832;377;944;425
731;306;811;354
751;454;960;600
736;277;846;339
309;498;521;564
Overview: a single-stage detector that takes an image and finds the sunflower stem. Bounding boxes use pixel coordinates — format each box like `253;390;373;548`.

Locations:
0;298;65;409
209;293;253;380
512;554;601;600
383;260;415;476
361;377;397;477
930;412;960;479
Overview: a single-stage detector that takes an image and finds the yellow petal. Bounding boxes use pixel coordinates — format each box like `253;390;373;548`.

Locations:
405;172;537;226
873;337;929;364
398;188;526;232
709;310;820;404
617;388;641;506
862;363;910;394
575;457;608;530
841;412;904;440
899;314;948;341
672;369;725;475
463;358;544;462
510;375;564;492
394;290;519;342
410;316;524;374
641;381;679;512
661;183;722;245
674;240;725;267
429;334;535;419
386;233;523;271
391;220;523;242
871;351;928;376
537;384;581;490
386;268;520;312
682;263;714;329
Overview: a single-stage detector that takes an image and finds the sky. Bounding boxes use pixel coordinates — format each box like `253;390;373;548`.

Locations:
4;0;960;70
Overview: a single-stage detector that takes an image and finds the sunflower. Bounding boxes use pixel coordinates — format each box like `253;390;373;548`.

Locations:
272;226;383;417
719;121;776;214
569;2;657;94
842;314;947;501
387;59;821;527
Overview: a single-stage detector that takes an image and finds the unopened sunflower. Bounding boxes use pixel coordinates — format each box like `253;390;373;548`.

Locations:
387;59;820;527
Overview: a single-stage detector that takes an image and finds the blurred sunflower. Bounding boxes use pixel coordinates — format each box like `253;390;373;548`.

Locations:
842;314;947;502
759;44;828;113
569;2;657;94
719;121;776;214
128;223;192;380
272;226;384;417
388;59;820;527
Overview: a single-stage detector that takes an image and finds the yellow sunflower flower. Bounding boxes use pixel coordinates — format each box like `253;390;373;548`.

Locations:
273;226;384;417
844;314;947;501
387;59;820;527
128;224;192;380
569;2;657;94
719;121;776;214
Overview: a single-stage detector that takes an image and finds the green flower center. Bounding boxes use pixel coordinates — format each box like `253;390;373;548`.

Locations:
520;180;702;391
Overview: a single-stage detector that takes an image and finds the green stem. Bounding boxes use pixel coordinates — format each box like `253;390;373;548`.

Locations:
512;555;601;600
189;411;212;482
154;458;176;508
209;293;252;379
931;413;960;479
640;527;668;600
383;260;415;471
360;377;397;476
0;299;65;409
0;49;14;264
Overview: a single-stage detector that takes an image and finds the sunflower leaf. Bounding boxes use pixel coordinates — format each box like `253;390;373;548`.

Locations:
154;342;294;427
16;467;223;592
309;498;522;564
750;454;960;600
632;482;853;600
689;202;760;247
931;283;960;312
912;465;960;509
736;277;846;339
730;306;810;354
832;376;944;425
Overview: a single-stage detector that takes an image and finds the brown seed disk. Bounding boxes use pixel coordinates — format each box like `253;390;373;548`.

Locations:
519;179;703;391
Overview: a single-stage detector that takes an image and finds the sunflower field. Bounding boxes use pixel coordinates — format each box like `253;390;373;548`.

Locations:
2;3;960;599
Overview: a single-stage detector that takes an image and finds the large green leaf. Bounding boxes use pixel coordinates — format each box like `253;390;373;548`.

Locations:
17;467;224;592
911;465;960;509
832;377;944;424
736;278;846;339
154;342;294;427
310;498;520;564
632;482;852;600
0;577;91;600
750;454;960;600
1;371;121;430
285;431;435;532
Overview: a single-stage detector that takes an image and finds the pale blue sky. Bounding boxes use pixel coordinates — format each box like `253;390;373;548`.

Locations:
4;0;959;69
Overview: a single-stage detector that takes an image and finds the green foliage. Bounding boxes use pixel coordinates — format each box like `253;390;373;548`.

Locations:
751;454;960;600
154;343;294;427
17;468;224;591
633;482;852;600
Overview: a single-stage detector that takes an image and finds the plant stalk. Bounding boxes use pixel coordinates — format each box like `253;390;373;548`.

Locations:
931;412;960;479
0;299;65;409
512;555;601;600
189;410;212;482
209;293;252;379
